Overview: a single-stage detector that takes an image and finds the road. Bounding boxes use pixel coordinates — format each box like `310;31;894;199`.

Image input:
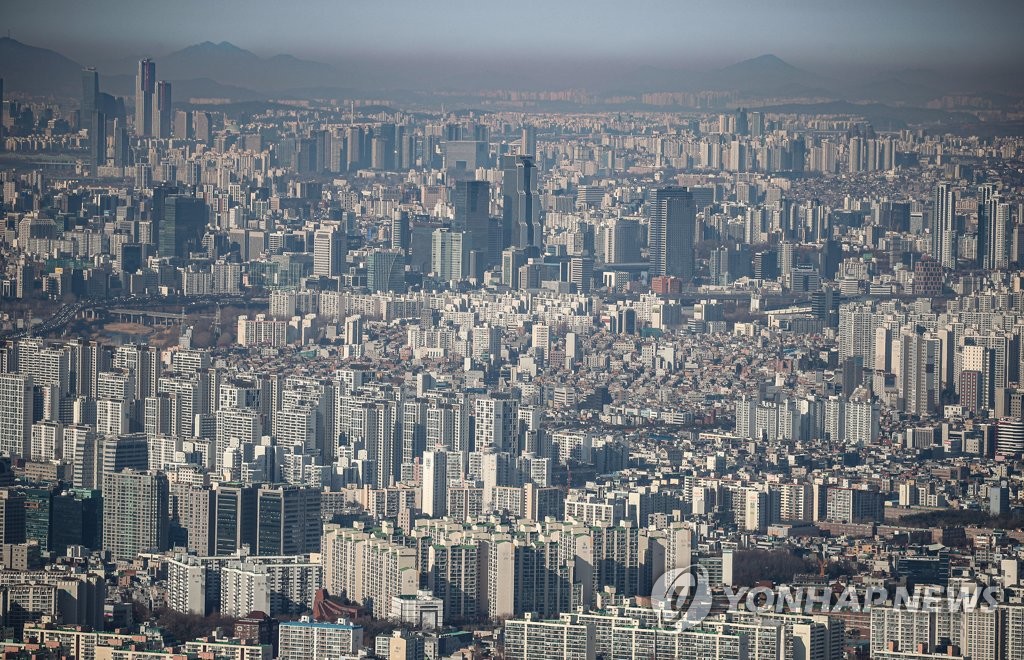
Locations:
0;294;260;340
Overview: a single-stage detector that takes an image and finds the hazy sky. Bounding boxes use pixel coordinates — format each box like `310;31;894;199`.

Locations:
4;0;1024;74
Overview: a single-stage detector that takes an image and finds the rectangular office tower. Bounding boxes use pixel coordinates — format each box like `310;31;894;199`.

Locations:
158;195;208;260
649;186;696;281
81;68;105;171
155;80;172;139
135;58;156;137
453;180;490;259
501;155;541;255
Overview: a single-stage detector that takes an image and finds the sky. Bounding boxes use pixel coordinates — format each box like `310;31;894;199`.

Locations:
3;0;1023;77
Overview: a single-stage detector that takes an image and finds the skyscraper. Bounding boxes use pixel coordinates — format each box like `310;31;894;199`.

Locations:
649;186;696;280
214;484;257;555
391;211;410;253
256;484;322;555
81;68;105;171
367;249;405;293
155;80;172;139
432;228;467;282
978;184;1009;271
135;59;156;137
931;183;957;269
158;195;208;260
501;155;541;254
521;125;537;159
453;180;490;259
313;225;345;277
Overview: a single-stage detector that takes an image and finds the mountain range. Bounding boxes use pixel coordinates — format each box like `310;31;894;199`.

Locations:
0;36;1011;107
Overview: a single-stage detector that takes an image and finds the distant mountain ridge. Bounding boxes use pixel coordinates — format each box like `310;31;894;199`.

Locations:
0;37;994;106
0;37;83;97
159;41;340;92
701;54;832;96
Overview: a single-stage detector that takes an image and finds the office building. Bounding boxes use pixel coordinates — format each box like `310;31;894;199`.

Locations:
367;248;405;293
155;80;172;139
649;187;696;280
432;228;467;282
81;68;105;171
453;180;490;259
501;155;541;254
256;484;322;555
158;195;208;259
135;58;156;137
313;225;346;277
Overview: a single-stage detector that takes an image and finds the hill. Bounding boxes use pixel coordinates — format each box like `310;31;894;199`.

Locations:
159;41;340;92
0;37;83;97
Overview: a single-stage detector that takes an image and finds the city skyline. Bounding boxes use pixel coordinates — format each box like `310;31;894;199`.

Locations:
2;0;1024;95
2;3;1024;659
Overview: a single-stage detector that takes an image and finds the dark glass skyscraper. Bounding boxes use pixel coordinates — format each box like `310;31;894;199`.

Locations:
158;195;208;260
501;155;541;255
50;488;102;554
649;186;696;280
81;68;105;171
453;180;490;259
155;80;172;139
214;484;257;556
135;58;156;137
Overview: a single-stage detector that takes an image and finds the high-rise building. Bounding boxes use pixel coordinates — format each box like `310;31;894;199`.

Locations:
432;228;467;282
154;80;172;139
81;68;105;171
321;524;418;618
649;187;696;280
367;248;405;293
567;256;593;294
313;225;345;277
474;394;518;452
256;484;321;555
214;484;257;555
453;180;490;259
220;556;322;618
602;218;642;264
50;488;102;554
391;211;411;253
158;195;208;260
135;59;156;137
173;109;193;139
421;450;448;518
978;184;1010;271
0;373;33;458
0;489;26;545
501;248;527;289
899;328;942;417
101;469;169;561
501;155;541;254
931;182;957;269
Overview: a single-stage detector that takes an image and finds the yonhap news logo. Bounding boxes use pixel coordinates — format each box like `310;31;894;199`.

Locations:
650;565;713;628
650;568;1000;623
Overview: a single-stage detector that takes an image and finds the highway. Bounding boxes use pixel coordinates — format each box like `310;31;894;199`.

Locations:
0;294;260;340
